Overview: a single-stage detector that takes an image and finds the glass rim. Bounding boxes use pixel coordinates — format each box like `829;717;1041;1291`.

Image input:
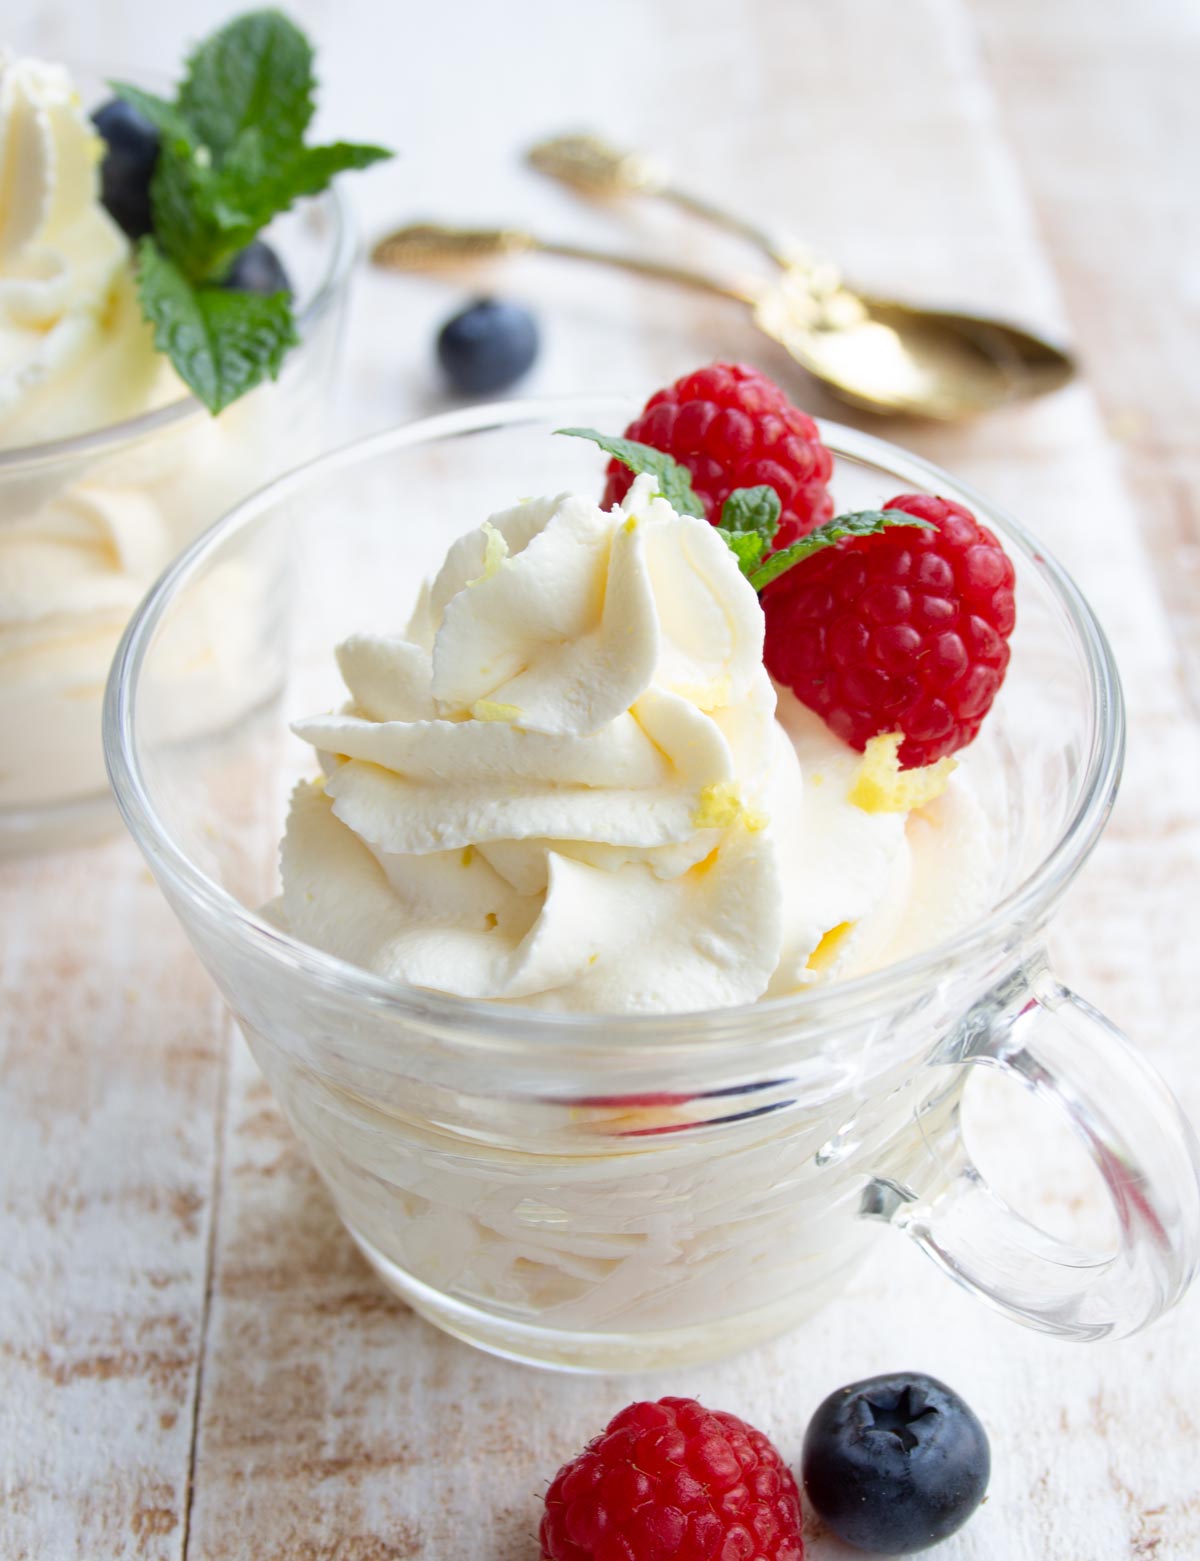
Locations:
0;182;355;475
103;396;1125;1052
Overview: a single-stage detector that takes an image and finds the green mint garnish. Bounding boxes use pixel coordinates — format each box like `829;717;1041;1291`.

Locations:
559;427;931;590
556;428;706;518
136;239;298;418
716;485;782;577
747;508;933;591
113;10;391;413
716;527;768;576
177;9;316;164
719;485;781;541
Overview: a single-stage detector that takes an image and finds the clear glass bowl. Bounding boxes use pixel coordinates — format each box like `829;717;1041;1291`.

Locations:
104;398;1200;1372
0;66;355;855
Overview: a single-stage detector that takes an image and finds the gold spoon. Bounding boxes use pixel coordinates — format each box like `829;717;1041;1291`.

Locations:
518;132;1077;419
372;221;1066;420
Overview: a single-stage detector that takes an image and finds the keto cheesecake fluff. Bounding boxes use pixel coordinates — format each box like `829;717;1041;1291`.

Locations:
274;472;995;1010
0;52;269;812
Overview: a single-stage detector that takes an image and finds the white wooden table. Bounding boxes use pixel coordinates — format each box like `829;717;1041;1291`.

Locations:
4;2;1199;1557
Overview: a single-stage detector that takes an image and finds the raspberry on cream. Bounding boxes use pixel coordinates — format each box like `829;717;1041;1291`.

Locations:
274;473;995;1012
601;361;835;549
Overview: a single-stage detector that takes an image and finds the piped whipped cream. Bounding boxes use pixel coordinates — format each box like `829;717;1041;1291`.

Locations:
275;474;995;1012
0;54;291;817
0;52;166;448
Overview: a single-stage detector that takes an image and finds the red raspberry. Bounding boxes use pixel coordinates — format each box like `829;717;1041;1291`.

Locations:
763;492;1015;768
540;1396;804;1561
603;362;833;546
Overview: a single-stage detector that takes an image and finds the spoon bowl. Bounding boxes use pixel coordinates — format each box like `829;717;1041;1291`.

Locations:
754;279;1077;418
372;223;1076;419
525;132;1078;419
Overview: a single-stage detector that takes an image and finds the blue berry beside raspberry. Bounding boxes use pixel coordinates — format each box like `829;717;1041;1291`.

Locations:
801;1372;990;1554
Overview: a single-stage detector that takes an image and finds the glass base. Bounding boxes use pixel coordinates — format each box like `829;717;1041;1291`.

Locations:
0;788;120;860
347;1224;861;1374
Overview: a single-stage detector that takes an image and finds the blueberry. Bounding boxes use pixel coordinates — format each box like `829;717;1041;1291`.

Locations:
222;240;293;297
436;298;539;395
802;1372;990;1554
92;98;160;240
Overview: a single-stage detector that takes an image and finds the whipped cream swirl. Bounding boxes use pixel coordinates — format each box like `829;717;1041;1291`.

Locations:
0;52;163;448
0;55;284;816
277;475;991;1012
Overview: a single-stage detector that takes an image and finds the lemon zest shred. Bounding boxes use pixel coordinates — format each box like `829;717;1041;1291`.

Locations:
472;700;522;723
673;676;731;712
687;846;722;879
849;733;956;814
466;521;509;587
807;920;853;972
692;781;768;833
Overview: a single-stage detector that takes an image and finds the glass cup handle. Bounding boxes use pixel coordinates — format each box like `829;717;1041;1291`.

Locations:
866;963;1200;1339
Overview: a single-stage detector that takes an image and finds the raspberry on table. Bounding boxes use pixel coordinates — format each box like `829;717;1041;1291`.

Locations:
763;491;1016;768
602;362;834;547
540;1396;804;1561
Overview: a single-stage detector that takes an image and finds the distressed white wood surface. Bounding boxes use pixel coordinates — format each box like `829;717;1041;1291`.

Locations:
3;1;1199;1557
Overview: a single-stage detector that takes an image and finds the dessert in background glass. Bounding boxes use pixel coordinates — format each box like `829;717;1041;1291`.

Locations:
105;399;1200;1371
0;49;360;855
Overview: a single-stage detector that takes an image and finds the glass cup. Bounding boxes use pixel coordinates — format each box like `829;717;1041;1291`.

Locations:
104;397;1200;1372
0;64;355;856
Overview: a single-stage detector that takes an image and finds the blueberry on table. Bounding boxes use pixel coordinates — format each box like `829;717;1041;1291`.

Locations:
91;98;159;240
436;298;539;395
222;241;293;298
801;1371;990;1554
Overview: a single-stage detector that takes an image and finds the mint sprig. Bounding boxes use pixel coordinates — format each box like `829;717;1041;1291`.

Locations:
114;10;392;413
136;240;298;417
556;428;706;518
716;485;781;577
560;425;931;587
177;9;315;164
747;509;933;590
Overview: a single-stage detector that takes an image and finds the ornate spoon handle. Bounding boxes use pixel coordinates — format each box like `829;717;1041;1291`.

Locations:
526;133;824;278
371;222;758;306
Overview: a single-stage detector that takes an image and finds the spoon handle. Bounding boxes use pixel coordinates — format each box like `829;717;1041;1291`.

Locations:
526;133;822;277
371;222;759;306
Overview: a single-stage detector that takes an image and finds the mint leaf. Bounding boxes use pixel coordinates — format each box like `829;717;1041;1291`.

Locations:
136;239;297;414
146;59;391;283
122;11;393;410
720;485;781;542
178;9;315;164
127;9;396;408
151;131;388;283
213;133;391;235
716;485;782;576
716;528;768;576
110;80;194;141
556;428;705;518
269;139;394;197
748;509;933;591
148;131;230;281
